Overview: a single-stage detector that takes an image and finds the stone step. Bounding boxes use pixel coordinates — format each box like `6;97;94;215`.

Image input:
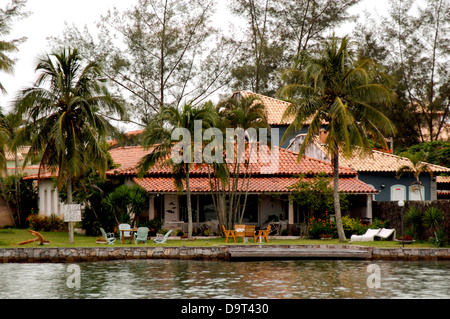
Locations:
228;247;372;260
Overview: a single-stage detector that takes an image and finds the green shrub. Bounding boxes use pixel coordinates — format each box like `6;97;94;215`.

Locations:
341;216;367;238
27;213;65;231
139;218;163;235
308;214;336;239
430;229;446;247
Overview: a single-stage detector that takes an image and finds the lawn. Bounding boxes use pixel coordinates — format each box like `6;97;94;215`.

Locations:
0;228;444;248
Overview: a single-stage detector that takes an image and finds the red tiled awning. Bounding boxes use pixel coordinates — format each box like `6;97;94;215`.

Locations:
133;176;377;194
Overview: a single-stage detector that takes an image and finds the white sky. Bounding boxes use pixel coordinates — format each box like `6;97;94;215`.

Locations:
0;0;391;114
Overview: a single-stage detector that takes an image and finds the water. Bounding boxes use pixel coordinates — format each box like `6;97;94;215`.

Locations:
0;259;448;299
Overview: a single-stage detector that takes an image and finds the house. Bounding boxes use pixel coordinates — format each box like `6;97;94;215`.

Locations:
287;134;450;202
21;143;378;230
410;101;450;142
106;145;377;230
2;146;39;177
231;90;301;148
0;146;40;227
233;90;450;203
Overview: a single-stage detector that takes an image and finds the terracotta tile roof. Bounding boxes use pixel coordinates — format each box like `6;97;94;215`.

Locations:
232;90;296;126
340;149;450;174
437;176;450;183
23;141;375;194
289;134;450;174
107;129;145;147
22;169;57;180
108;145;153;175
133;176;377;194
106;145;356;177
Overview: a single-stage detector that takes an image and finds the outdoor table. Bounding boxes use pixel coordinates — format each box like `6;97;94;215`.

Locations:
120;228;138;244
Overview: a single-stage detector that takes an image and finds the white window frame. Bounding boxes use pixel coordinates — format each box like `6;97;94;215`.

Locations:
409;184;425;201
391;184;406;201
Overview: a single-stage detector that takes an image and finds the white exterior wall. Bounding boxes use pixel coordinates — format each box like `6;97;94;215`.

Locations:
259;195;284;224
38;180;64;217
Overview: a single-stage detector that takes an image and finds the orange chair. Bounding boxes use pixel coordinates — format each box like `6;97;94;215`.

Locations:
234;224;246;242
221;225;236;243
244;225;256;243
256;225;271;243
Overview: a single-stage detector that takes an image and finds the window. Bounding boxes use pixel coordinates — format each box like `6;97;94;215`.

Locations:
240;195;258;223
409;184;425;201
391;184;406;201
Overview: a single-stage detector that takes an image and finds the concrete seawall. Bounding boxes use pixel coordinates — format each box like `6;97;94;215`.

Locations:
1;245;449;263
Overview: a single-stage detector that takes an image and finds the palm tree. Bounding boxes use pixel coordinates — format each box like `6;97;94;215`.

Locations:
138;102;217;240
396;151;433;201
279;36;396;241
14;47;126;241
0;0;28;94
0;111;26;225
0;39;16;93
212;95;269;228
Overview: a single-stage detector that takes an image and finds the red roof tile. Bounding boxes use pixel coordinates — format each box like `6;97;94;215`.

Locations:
133;176;376;194
232;90;294;125
289;134;450;174
106;145;356;177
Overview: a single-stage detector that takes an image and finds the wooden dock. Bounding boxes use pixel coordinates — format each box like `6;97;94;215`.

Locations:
228;246;372;260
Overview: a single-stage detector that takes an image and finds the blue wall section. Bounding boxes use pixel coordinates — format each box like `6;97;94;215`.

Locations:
359;172;432;201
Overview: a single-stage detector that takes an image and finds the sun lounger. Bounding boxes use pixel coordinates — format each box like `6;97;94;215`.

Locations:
374;228;396;241
349;228;381;243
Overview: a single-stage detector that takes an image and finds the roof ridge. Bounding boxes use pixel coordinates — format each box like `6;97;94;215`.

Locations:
238;90;291;105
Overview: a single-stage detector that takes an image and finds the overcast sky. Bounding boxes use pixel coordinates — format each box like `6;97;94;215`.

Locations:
0;0;391;114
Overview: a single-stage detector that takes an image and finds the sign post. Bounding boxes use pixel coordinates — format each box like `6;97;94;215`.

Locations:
64;204;82;244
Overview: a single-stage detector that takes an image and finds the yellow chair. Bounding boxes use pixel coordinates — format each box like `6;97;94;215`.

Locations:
256;225;271;243
234;224;246;242
221;225;236;243
244;225;256;243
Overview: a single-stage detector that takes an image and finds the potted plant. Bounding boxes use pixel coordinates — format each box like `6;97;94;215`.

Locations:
396;235;415;244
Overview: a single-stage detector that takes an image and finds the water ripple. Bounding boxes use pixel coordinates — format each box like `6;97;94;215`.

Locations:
0;260;448;299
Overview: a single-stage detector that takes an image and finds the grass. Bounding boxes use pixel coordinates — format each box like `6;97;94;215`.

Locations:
0;228;445;249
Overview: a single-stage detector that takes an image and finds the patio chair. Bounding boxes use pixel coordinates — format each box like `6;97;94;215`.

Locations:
153;229;173;244
119;223;132;243
221;225;236;243
256;225;271;243
349;228;381;243
375;228;396;241
234;224;245;242
100;227;116;244
134;227;149;244
244;225;256;243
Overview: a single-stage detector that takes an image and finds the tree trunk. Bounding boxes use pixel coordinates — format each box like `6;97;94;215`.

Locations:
332;152;346;242
14;151;21;226
67;176;74;244
186;169;193;240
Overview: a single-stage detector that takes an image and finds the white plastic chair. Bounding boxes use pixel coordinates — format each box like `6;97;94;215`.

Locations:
100;227;116;244
153;229;173;244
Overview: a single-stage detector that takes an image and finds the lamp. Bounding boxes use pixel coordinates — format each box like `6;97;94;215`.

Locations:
381;184;385;189
398;200;405;247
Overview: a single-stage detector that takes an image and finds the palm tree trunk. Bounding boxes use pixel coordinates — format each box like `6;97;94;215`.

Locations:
14;150;21;226
67;176;74;244
186;168;193;240
332;152;346;242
